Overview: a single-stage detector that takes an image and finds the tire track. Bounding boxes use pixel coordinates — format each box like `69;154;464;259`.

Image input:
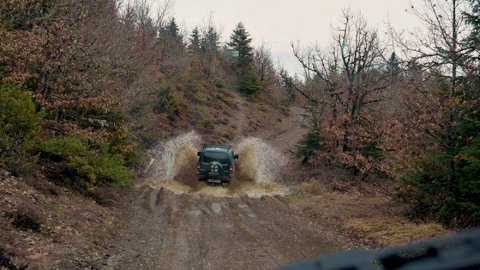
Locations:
241;196;342;261
158;194;189;270
229;200;285;268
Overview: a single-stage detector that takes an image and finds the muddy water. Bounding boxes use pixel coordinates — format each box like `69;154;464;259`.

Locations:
145;131;202;181
142;132;289;198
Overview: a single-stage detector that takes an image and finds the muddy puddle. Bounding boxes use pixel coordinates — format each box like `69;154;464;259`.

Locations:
141;131;289;198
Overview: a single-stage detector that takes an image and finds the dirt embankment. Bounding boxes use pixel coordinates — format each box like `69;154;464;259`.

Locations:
0;170;131;269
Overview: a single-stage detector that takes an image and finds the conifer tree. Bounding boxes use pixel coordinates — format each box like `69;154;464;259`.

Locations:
401;1;480;227
228;23;254;70
166;17;180;38
386;52;401;79
466;0;480;56
188;27;201;53
200;26;220;53
227;23;262;94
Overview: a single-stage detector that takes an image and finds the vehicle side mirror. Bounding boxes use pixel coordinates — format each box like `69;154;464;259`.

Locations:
197;152;201;157
234;154;239;159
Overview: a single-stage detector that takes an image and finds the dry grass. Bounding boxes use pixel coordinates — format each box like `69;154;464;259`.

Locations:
297;179;328;195
290;178;450;249
344;217;447;246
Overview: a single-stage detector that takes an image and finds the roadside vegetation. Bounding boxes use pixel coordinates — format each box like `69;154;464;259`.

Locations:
0;0;286;193
290;1;480;228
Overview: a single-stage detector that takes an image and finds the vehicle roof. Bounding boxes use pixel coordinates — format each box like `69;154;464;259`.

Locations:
201;144;233;153
202;147;231;153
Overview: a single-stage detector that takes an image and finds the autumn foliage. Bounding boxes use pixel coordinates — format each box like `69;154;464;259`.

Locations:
292;3;480;227
0;0;287;194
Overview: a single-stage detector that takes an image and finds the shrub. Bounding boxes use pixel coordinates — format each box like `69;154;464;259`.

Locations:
40;136;88;158
239;70;263;95
41;136;133;192
215;80;227;89
6;206;42;232
153;88;182;116
92;152;133;187
0;84;43;169
296;129;323;164
196;107;214;130
401;104;480;227
68;156;97;193
109;126;143;166
151;80;186;118
215;93;235;108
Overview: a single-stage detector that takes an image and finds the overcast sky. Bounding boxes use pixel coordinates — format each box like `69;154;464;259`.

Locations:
151;0;423;74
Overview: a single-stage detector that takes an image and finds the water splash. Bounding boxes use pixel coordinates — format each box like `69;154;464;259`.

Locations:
142;132;289;198
236;137;287;184
145;131;201;182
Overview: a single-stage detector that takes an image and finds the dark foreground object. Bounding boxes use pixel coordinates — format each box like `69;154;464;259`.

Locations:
279;229;480;270
0;248;27;270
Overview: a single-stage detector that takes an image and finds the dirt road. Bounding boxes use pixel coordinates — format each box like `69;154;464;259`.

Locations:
101;186;343;270
100;107;343;270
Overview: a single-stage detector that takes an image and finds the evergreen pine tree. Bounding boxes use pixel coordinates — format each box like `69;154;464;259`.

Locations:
402;1;480;227
238;69;263;95
196;26;220;78
296;129;323;164
166;17;180;38
228;23;254;70
188;27;201;53
205;26;220;53
466;0;480;64
387;52;400;73
200;26;220;53
227;23;263;95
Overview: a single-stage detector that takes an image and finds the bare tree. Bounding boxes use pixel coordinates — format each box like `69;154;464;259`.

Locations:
253;43;278;92
292;10;393;175
391;0;471;96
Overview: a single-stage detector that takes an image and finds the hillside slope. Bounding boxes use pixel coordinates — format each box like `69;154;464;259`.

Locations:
0;90;290;269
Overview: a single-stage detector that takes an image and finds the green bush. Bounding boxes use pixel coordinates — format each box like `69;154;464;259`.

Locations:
153;88;182;116
239;70;263;95
92;152;132;187
41;136;133;191
155;81;185;113
196;107;214;130
296;129;322;164
215;80;227;89
69;156;97;193
41;136;88;158
0;84;43;169
401;104;480;227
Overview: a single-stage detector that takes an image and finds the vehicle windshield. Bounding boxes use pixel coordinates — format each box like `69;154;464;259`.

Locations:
202;151;229;163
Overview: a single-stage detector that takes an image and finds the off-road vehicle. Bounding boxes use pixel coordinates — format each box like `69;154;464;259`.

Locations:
197;144;238;185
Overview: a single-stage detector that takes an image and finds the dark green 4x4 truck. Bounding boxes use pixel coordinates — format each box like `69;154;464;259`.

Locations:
197;144;238;185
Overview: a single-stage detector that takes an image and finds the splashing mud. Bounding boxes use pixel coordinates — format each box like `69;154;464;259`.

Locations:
236;137;288;184
142;132;288;198
145;131;201;181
